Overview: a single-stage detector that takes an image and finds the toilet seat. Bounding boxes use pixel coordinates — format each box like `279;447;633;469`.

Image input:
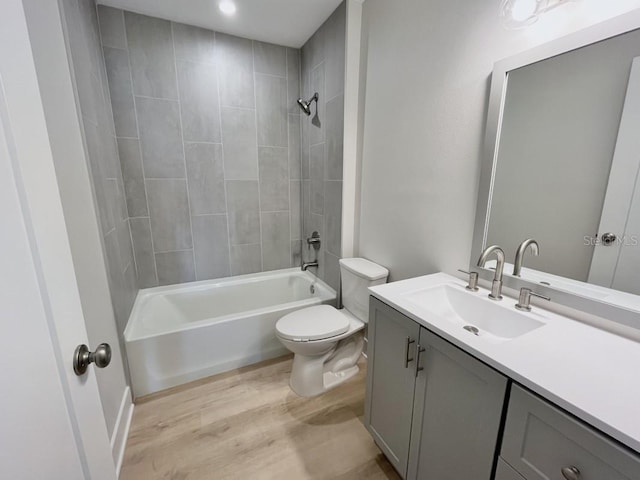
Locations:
276;305;350;342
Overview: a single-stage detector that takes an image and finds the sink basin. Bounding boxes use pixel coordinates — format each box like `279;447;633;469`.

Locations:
403;284;545;340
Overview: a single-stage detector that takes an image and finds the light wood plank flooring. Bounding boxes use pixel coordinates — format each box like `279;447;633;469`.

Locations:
120;355;401;480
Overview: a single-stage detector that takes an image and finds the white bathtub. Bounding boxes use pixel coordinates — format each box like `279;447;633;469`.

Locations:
124;268;336;397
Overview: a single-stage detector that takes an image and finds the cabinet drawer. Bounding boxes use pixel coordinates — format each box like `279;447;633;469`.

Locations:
496;458;525;480
502;385;640;480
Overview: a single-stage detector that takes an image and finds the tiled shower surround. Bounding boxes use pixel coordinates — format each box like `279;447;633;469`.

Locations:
301;3;346;291
98;6;303;287
97;3;345;291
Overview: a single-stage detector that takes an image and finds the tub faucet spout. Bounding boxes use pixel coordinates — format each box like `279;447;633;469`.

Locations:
302;261;318;271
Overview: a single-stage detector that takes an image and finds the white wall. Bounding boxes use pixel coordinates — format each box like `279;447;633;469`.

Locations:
357;0;640;281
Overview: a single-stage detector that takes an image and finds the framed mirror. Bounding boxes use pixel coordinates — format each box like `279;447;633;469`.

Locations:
472;10;640;329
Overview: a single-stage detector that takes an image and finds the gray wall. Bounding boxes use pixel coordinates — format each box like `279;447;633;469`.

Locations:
357;0;640;282
488;30;640;282
300;2;346;292
98;6;303;287
57;0;133;435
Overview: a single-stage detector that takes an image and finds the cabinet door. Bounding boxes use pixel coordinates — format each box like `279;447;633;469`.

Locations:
365;297;421;478
408;328;508;480
502;386;640;480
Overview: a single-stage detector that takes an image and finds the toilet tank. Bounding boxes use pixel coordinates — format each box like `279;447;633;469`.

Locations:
339;258;389;323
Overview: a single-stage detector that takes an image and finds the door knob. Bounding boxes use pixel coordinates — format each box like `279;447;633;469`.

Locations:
561;466;580;480
600;232;617;246
73;343;112;376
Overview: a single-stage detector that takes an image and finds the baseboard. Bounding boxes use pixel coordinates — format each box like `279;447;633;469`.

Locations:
110;386;134;477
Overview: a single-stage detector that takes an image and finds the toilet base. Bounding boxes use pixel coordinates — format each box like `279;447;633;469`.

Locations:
289;332;364;397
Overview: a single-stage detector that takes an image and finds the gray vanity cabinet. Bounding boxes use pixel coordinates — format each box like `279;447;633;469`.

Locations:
407;328;508;479
365;297;508;480
365;297;421;477
499;386;640;480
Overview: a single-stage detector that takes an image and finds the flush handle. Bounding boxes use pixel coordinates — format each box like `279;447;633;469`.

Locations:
73;343;112;376
561;466;581;480
404;337;415;368
600;233;617;246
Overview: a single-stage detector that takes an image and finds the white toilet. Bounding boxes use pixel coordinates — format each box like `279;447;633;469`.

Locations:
276;258;389;397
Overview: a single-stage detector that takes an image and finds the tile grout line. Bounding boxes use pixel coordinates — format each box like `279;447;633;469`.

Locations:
171;21;198;283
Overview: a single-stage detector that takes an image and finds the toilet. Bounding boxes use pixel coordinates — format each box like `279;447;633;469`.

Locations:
276;258;389;397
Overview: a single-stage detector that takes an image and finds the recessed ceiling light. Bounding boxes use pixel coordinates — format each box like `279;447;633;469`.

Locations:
219;0;237;16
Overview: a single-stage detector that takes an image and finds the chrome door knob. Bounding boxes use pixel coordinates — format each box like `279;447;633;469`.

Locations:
561;466;581;480
73;343;112;376
600;232;617;246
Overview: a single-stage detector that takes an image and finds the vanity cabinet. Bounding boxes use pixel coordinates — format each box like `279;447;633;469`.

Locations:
365;297;508;479
499;386;640;480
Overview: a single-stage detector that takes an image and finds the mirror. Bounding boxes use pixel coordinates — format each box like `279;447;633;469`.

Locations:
473;12;640;324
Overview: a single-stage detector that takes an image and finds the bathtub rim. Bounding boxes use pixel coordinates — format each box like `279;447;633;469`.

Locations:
124;268;336;342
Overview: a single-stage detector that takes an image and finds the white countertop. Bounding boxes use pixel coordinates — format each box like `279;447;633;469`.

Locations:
369;272;640;454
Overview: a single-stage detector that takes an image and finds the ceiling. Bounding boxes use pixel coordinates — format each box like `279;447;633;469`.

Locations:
97;0;344;48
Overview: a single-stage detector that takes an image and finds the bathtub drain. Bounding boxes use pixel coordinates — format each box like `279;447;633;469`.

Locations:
310;285;315;295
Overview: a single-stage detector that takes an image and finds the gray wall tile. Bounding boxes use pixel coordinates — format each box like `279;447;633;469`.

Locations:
103;47;137;138
326;94;344;180
287;48;301;114
172;22;215;63
156;250;196;285
146;179;193;251
288;114;301;179
290;180;301;240
256;74;287;147
216;33;254;108
185;143;226;215
221;107;258;179
192;215;231;280
291;240;302;267
261;212;291;271
309;63;325;146
258;147;289;212
226;180;260;245
310;143;324;214
130;218;158;288
230;244;262;275
116;218;135;272
254;41;286;77
125;12;177;99
177;60;221;143
117;138;148;217
325;2;346;100
324;181;342;257
98;5;126;50
136;96;185;178
324;251;341;292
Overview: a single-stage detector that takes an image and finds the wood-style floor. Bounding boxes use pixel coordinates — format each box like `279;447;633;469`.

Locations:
120;355;401;480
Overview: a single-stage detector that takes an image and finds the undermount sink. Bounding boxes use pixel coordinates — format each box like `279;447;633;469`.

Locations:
402;284;545;340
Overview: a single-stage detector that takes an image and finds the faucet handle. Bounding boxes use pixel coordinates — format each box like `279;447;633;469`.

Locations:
515;288;550;312
458;269;479;292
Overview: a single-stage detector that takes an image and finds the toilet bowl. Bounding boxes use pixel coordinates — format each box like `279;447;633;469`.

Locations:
276;258;389;397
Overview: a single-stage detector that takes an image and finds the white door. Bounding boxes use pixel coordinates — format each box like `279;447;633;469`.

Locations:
589;57;640;293
0;1;117;478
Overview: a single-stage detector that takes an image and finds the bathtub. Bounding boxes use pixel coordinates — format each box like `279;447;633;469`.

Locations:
124;268;336;397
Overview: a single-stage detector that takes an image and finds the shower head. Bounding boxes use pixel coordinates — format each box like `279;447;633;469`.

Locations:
297;92;319;116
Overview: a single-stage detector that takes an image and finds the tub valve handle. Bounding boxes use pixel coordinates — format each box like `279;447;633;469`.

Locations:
307;231;321;251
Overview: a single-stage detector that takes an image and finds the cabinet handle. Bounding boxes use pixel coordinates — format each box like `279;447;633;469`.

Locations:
404;337;415;368
414;344;426;377
561;466;580;480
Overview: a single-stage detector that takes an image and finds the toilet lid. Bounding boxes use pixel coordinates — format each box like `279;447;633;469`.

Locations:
276;305;350;342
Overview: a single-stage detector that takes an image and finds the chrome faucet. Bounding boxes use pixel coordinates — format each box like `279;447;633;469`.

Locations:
302;261;318;271
477;245;506;300
513;239;539;277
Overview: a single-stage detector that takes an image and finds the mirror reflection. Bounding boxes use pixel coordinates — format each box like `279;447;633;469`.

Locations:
486;28;640;296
